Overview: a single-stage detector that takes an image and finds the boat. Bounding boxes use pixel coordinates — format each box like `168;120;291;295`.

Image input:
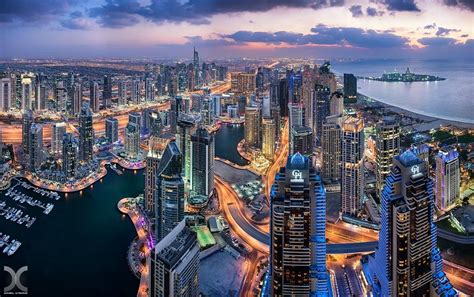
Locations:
8;241;21;256
358;67;445;82
44;204;54;215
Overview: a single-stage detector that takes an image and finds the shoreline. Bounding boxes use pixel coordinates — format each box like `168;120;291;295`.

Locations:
359;93;474;130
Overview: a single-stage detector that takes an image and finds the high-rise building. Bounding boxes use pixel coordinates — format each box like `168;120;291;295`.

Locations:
128;112;142;133
290;125;313;156
118;79;127;106
149;219;199;297
190;126;214;197
51;122;67;154
435;148;460;212
302;70;315;129
1;78;12;112
144;137;168;216
262;117;276;160
270;153;328;296
155;141;185;240
103;75;112;108
131;79;140;104
55;81;68;112
341;116;364;216
176;114;197;185
124;122;140;159
62;133;77;178
36;84;47;110
200;96;214;126
21;77;33;110
71;82;82;115
375;117;400;198
78;102;94;162
89;81;100;112
343;73;357;103
145;77;154;101
329;91;344;117
22;109;33;153
244;105;260;149
368;150;457;296
288;102;305;128
193;47;200;88
28;123;43;172
278;78;289;117
105;117;118;144
231;73;256;94
321;115;342;182
313;85;331;145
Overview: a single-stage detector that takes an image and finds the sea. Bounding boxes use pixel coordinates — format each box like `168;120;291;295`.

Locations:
331;59;474;124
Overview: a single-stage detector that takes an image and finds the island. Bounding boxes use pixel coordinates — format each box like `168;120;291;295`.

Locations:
359;67;445;82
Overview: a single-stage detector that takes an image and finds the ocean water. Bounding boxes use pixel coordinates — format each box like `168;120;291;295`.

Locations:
332;59;474;124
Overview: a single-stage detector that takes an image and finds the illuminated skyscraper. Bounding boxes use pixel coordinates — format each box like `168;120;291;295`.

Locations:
89;81;100;112
341;116;364;216
231;73;256;94
144;136;168;216
105;117;118;144
71;82;82;115
155;141;185;240
22;109;33;153
124;122;140;159
28;123;43;172
368;150;457;297
278;78;289;117
118;79;127;106
262;117;276;160
145;77;154;101
244;105;260;149
149;219;199;297
270;153;328;296
176;114;197;185
321;115;342;182
190;126;214;197
128;112;142;132
103;75;112;108
288;102;305;128
78;102;94;162
193;47;200;88
0;78;11;112
51;122;67;154
21;77;33;110
312;85;330;145
131;78;140;104
375;117;400;198
55;81;68;112
435;148;460;211
62;133;77;179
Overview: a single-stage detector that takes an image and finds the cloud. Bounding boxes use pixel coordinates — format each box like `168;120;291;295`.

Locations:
349;5;363;17
89;0;346;28
442;0;474;11
366;7;384;16
435;27;460;36
375;0;421;12
224;24;409;49
60;11;93;30
0;0;78;23
418;37;457;46
424;23;436;30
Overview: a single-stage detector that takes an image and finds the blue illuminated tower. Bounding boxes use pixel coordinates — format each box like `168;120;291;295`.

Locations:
270;153;328;296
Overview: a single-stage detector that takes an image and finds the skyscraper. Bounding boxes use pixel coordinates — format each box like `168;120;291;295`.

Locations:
0;78;11;112
375;117;400;198
368;150;457;296
22;109;33;153
128;112;142;132
62;133;78;179
176;114;197;185
89;81;100;112
244;105;260;149
71;82;82;115
190;126;215;197
278;78;289;117
149;219;200;297
124;122;140;159
21;77;33;111
270;153;328;296
155;141;185;240
29;123;43;172
78;102;94;162
193;47;200;88
145;77;154;101
51;122;67;154
343;73;357;103
262;117;276;160
55;81;68;112
144;137;168;216
288;102;305;128
103;75;112;108
435;148;460;212
290;125;313;157
118;79;127;106
105;117;118;144
313;85;330;145
131;78;140;104
231;73;256;94
36;84;47;110
321;115;342;182
341;116;364;216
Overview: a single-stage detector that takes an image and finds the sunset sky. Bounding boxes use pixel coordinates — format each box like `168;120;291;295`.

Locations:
1;0;473;59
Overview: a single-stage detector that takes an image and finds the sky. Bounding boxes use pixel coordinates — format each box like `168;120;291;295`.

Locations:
0;0;473;59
